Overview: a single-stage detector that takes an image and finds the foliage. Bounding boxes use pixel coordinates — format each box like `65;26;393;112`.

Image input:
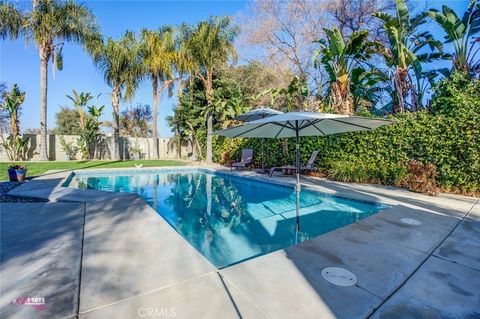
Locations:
140;26;176;151
0;84;29;161
221;61;294;109
119;104;153;137
54;107;82;135
428;1;480;74
0;0;101;160
179;15;238;163
374;0;447;113
430;71;479;115
129;143;143;158
211;75;480;195
0;84;25;137
267;76;311;112
92;30;144;160
313;27;375;114
77;104;105;160
8;164;27;170
1;135;30;161
405;160;438;196
328;159;408;185
59;136;78;160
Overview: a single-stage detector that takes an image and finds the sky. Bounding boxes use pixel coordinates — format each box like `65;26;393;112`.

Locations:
0;0;470;137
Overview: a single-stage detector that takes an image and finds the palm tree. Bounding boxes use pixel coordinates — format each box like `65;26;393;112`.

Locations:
428;1;480;74
93;31;144;160
0;0;100;160
0;2;23;40
181;16;238;164
314;27;374;114
140;27;176;159
373;0;445;113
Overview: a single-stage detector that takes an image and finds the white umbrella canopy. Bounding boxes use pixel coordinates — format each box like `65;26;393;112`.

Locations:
234;107;283;122
218;112;392;138
234;107;284;172
215;111;393;233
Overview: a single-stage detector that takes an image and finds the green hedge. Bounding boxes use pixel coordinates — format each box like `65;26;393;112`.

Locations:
210;73;480;194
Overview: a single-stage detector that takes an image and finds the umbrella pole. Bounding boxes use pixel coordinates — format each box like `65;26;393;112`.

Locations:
295;121;301;232
261;138;265;171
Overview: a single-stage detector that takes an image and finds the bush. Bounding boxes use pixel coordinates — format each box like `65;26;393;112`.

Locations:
405;160;437;196
210;73;479;195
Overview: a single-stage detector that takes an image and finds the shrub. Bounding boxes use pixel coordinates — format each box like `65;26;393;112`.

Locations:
210;73;479;195
405;160;437;196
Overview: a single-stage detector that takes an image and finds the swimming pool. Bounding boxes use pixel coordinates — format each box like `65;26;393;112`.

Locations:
65;169;387;268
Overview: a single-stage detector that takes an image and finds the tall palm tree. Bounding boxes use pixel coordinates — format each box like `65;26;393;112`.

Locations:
181;16;238;164
0;2;23;40
93;31;144;160
428;1;480;74
140;27;176;159
374;0;445;113
314;27;375;114
0;0;100;160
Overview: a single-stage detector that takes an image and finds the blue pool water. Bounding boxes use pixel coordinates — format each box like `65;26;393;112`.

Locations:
66;169;387;268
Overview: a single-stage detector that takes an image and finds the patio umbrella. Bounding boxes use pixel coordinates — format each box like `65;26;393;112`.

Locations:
234;107;284;173
215;111;393;231
234;107;283;122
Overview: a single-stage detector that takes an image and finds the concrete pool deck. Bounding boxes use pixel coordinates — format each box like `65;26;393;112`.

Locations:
1;166;479;318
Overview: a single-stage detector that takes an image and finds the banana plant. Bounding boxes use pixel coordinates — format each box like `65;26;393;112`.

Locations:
350;68;388;112
428;0;480;74
0;84;25;139
204;81;251;129
0;84;29;161
66;90;94;129
313;27;375;114
77;104;105;159
374;0;447;113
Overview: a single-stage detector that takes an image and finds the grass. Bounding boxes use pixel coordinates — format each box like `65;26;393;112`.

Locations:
0;159;189;181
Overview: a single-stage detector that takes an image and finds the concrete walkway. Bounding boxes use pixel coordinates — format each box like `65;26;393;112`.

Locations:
1;167;479;318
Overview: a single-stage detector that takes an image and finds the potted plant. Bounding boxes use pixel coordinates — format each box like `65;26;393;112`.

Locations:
8;164;28;182
7;165;17;182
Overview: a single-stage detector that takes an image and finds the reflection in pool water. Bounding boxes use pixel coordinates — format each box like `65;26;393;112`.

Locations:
68;170;387;268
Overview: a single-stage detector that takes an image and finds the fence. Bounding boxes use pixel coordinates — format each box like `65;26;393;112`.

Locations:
0;134;191;161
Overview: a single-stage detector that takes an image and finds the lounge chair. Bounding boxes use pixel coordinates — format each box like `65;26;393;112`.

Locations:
268;150;320;177
231;149;254;170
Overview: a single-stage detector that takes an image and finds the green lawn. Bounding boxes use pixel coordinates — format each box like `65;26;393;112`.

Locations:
0;159;189;181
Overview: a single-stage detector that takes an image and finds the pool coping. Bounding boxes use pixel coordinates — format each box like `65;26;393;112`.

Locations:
3;165;479;318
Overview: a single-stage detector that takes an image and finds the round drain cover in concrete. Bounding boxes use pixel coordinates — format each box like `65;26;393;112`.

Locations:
321;267;357;287
400;218;422;226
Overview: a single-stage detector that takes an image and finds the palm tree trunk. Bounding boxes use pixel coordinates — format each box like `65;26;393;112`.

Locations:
152;75;159;159
111;86;120;160
205;69;213;164
38;50;49;161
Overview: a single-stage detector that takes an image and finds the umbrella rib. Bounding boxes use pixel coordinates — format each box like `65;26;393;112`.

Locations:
312;122;326;136
273;122;289;138
299;119;320;130
232;122;270;138
331;118;373;131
